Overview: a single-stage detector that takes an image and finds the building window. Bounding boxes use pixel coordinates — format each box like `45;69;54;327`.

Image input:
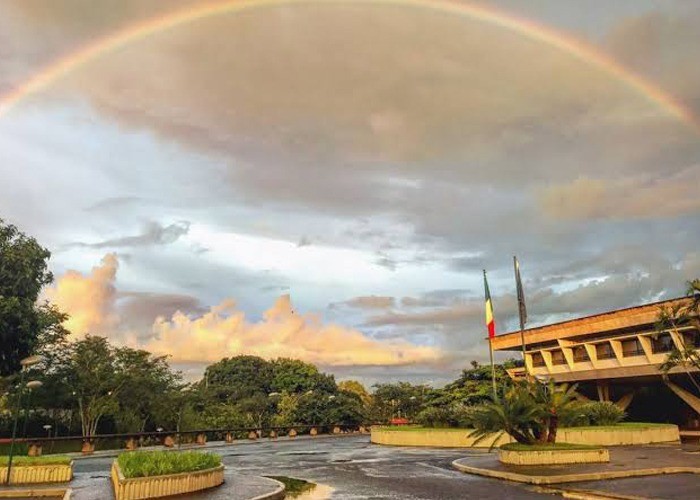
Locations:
573;346;589;362
652;334;674;354
596;343;615;360
622;339;644;357
531;352;545;367
683;330;700;349
551;350;567;365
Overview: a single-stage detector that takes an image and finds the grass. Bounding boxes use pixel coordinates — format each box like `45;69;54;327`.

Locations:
375;422;674;432
563;422;675;431
117;451;221;479
374;425;467;432
266;476;316;498
0;455;72;467
500;442;600;451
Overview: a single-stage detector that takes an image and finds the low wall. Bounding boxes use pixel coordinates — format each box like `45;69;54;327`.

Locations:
498;447;609;465
557;425;679;446
0;463;73;484
111;461;224;500
370;427;511;448
371;424;679;448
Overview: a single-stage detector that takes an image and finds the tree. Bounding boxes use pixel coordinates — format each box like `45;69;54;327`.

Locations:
338;380;371;406
270;358;336;394
0;219;56;375
203;356;273;402
655;280;700;393
370;382;427;422
469;380;582;446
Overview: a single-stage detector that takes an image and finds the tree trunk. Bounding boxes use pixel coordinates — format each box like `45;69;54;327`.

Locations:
547;415;558;443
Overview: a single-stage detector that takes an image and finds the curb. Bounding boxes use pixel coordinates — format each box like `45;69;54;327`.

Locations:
249;477;286;500
451;459;700;485
533;485;647;500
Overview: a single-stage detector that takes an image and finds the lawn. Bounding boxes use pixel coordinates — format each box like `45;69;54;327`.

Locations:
117;451;221;479
0;455;72;466
500;442;600;451
374;422;673;432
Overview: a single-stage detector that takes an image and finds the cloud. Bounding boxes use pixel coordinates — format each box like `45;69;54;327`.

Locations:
71;221;190;248
538;168;700;220
336;295;396;310
43;253;119;337
137;294;441;366
48;255;442;367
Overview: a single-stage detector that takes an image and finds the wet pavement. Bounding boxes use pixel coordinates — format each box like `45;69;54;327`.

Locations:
69;435;700;499
73;435;551;499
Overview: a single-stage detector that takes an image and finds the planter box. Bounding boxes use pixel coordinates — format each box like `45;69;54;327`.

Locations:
371;427;511;448
558;425;679;446
0;462;73;484
111;461;224;500
498;447;609;465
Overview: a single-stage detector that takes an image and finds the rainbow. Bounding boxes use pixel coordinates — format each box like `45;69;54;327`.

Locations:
0;0;696;131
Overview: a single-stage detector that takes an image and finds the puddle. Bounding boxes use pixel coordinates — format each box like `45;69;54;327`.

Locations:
265;476;333;499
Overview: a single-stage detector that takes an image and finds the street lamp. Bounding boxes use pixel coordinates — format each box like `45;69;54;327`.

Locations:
43;425;52;438
5;355;43;485
22;380;43;438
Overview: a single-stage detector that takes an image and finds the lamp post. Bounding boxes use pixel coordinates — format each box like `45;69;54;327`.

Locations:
5;355;43;485
43;425;52;438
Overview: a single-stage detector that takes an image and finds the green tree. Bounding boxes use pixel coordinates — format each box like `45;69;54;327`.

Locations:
203;356;273;402
655;280;700;393
338;380;371;406
270;358;336;394
0;219;56;375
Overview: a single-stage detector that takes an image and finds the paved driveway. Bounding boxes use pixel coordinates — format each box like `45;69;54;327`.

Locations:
74;435;549;499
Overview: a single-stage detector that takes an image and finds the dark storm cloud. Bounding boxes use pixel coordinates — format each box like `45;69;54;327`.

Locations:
70;221;190;248
117;291;205;332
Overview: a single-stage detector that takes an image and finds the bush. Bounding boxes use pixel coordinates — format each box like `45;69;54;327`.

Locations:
583;401;626;426
117;451;221;479
415;404;474;428
0;455;71;466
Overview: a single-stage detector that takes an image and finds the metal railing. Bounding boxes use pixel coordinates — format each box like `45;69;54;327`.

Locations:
1;423;373;457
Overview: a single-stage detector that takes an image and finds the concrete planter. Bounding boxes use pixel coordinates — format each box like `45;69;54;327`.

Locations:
110;461;224;500
557;425;679;446
371;424;680;448
498;447;609;465
288;429;297;438
371;427;511;448
0;462;73;484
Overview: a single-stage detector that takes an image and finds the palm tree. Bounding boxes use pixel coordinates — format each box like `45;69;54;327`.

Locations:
529;380;580;443
468;384;541;448
655;280;700;393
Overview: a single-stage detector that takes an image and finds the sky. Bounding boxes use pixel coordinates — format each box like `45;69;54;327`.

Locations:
1;0;699;386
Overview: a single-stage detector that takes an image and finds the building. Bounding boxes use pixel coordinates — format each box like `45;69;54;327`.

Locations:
492;298;700;428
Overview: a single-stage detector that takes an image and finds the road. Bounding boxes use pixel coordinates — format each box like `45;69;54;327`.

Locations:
73;435;700;499
74;435;550;499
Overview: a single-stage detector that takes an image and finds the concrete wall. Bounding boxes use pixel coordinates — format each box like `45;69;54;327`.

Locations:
371;424;679;448
498;448;609;465
370;428;511;448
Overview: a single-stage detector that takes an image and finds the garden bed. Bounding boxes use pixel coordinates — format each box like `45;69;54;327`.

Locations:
371;423;679;448
111;451;224;500
498;443;609;465
0;456;73;484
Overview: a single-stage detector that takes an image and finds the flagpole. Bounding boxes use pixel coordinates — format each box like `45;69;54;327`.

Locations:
514;256;527;362
484;269;497;400
488;336;497;399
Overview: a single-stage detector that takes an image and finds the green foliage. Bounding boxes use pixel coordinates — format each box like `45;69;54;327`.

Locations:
577;401;625;426
203;356;273;402
0;219;61;375
369;382;427;422
415;404;473;428
0;455;71;466
117;451;221;478
469;380;582;446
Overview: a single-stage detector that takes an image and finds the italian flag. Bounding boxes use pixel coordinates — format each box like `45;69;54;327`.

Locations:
484;271;495;338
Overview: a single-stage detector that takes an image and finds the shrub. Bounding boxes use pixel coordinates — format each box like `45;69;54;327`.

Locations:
117;451;221;479
415;404;474;428
583;401;626;426
0;455;71;466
